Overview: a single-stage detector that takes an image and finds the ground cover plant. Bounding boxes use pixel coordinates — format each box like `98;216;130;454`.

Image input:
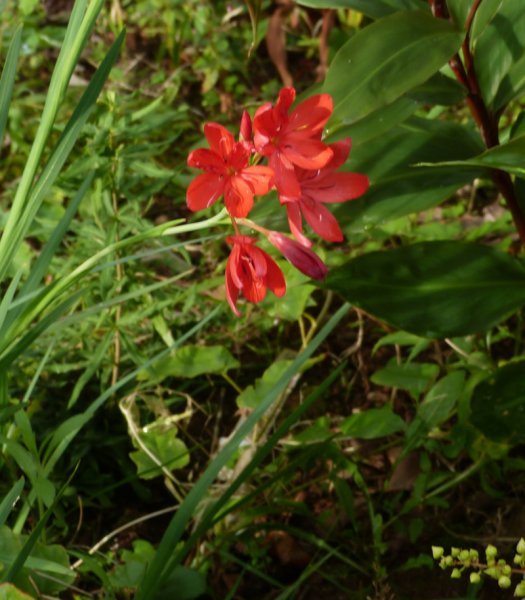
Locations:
1;0;525;598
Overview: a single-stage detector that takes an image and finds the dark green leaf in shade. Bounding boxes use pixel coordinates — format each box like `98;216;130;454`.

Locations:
138;345;239;381
471;0;503;43
322;241;525;338
340;406;406;439
296;0;426;19
406;72;466;105
323;10;463;125
470;361;525;443
420;134;525;178
418;371;465;428
371;361;440;398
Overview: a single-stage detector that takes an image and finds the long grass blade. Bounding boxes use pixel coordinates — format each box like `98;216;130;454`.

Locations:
136;303;351;599
0;478;24;528
0;24;22;149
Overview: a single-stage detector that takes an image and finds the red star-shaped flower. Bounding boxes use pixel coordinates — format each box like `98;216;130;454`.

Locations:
187;123;274;218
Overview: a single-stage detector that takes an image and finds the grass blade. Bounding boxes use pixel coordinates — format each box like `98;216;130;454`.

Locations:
0;478;24;528
0;24;22;149
136;303;351;599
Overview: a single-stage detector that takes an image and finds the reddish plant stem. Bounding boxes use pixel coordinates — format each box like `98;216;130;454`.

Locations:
430;0;525;247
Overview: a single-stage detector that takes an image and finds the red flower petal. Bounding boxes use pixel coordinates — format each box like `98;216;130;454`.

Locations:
241;166;274;196
283;137;333;170
186;172;224;212
204;123;235;159
327;139;351;170
270;153;301;197
275;87;296;117
187;148;224;172
300;198;343;242
224;176;254;218
267;231;328;280
288;94;333;136
314;172;369;203
263;253;286;298
285;202;312;248
225;256;240;317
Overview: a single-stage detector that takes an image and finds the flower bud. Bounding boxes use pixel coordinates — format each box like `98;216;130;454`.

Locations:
486;544;498;560
240;111;252;143
514;580;525;597
451;568;461;579
432;546;444;560
451;547;460;558
517;538;525;556
267;231;328;280
498;575;511;589
459;550;470;561
470;572;481;584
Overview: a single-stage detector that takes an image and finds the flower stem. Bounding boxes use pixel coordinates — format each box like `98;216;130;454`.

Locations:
430;0;525;247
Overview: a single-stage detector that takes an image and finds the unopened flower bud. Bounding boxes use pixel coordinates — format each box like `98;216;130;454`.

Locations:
485;567;499;579
239;111;252;143
486;545;498;560
499;575;511;589
451;547;460;558
459;550;470;561
451;568;461;579
445;555;454;566
470;572;481;584
469;549;479;560
432;546;444;560
514;580;525;597
267;231;328;280
517;539;525;556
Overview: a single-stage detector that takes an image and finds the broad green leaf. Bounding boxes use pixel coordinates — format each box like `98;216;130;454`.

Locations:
446;0;471;29
130;430;190;479
324;10;463;126
340;406;406;439
296;0;426;20
421;134;525;177
494;53;525;110
0;583;33;600
0;526;74;595
418;371;465;428
156;566;207;600
325;95;419;145
109;540;156;589
237;360;292;410
371;360;439;398
471;0;503;43
474;1;525;106
406;72;466;105
334;116;483;231
470;361;525;443
323;241;525;337
372;331;428;355
138;344;239;381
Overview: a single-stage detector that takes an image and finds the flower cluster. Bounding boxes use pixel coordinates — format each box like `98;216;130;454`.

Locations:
186;87;369;316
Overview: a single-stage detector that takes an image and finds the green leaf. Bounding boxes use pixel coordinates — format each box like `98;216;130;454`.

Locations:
323;241;525;337
474;1;525;106
109;540;156;589
0;583;33;600
296;0;426;20
324;10;463;126
470;361;525;443
335;116;483;231
406;72;466;105
421;134;525;177
418;371;465;428
138;344;239;381
130;430;190;479
340;406;406;439
371;361;439;398
0;480;24;529
156;566;207;600
471;0;503;43
237;360;292;410
0;26;22;151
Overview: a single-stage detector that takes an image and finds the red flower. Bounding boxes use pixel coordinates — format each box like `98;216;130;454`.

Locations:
267;231;328;281
225;235;286;316
253;87;334;197
281;139;369;244
186;122;274;218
